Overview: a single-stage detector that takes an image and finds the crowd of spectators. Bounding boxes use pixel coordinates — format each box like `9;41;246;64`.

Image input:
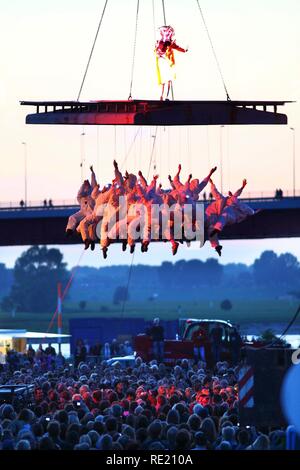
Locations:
5;344;66;373
0;352;297;451
74;339;134;366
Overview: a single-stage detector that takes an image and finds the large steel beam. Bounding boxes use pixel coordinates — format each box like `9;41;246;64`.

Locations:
20;100;290;126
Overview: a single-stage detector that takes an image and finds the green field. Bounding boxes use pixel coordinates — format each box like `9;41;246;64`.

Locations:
0;299;299;334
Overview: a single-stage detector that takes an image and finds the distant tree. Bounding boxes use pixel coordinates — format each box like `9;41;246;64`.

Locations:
100;305;110;313
258;329;287;346
5;246;68;313
1;295;15;313
253;250;300;287
113;286;129;305
288;291;300;300
220;299;232;311
158;262;175;287
204;258;223;285
79;300;87;311
0;263;14;299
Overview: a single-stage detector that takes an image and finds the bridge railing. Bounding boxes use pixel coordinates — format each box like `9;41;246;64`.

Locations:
0;199;78;210
0;190;300;211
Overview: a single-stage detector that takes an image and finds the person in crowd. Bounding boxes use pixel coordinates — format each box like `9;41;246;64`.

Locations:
90;342;102;357
229;325;242;365
45;343;56;357
26;345;35;364
123;341;133;356
148;318;164;363
209;323;223;363
192;326;208;362
103;342;111;359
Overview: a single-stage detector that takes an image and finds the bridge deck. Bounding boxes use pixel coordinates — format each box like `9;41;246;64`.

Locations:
0;198;299;246
20;99;291;126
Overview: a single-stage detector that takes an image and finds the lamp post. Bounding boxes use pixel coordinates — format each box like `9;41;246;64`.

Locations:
220;126;224;193
290;127;296;197
21;142;27;205
80;131;85;181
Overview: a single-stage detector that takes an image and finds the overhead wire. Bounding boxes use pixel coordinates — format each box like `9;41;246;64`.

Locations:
195;0;231;101
128;0;140;100
162;0;167;25
120;127;142;170
77;0;109;101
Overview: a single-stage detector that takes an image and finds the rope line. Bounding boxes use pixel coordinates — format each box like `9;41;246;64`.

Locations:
195;0;231;101
120;127;142;170
76;0;109;101
162;0;167;24
128;0;140;100
152;0;157;42
47;249;85;332
147;126;158;179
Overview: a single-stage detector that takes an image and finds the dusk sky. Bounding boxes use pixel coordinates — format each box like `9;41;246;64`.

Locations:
0;0;299;268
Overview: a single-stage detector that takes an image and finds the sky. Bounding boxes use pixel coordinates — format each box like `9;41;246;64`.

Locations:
0;0;299;268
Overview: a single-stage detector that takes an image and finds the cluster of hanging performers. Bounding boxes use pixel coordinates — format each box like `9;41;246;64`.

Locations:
66;161;256;259
65;26;257;258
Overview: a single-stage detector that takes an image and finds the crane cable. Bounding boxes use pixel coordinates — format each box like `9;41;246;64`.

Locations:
147;127;158;178
120;127;142;170
152;0;157;43
160;1;174;100
76;0;109;101
162;0;167;24
128;0;140;100
195;0;231;101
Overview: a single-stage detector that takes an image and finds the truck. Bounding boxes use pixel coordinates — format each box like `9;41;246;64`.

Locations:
134;318;244;366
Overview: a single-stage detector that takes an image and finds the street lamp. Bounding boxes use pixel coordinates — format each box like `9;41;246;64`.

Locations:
80;131;85;181
21;142;27;205
220;126;224;193
290;127;296;197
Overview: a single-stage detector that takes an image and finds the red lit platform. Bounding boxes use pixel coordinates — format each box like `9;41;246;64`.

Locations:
20;99;290;126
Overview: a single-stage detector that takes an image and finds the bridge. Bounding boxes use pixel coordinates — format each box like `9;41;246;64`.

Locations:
0;196;299;246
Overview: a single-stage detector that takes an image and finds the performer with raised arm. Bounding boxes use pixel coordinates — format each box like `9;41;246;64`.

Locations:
155;26;188;101
210;179;255;237
65;166;97;245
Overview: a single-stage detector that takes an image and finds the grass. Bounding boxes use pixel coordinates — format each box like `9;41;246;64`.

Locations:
0;299;299;334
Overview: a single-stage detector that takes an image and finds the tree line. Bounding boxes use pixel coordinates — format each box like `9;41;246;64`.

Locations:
0;246;299;313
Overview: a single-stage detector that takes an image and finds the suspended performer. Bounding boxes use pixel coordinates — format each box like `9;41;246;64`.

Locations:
66;166;97;245
206;178;256;256
204;178;229;257
209;179;255;239
155;25;188;101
